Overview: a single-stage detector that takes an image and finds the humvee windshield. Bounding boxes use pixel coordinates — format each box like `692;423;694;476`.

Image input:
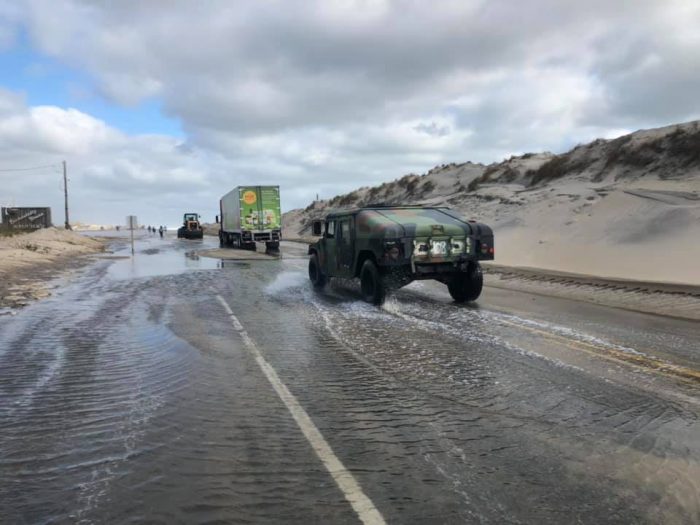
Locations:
372;208;467;228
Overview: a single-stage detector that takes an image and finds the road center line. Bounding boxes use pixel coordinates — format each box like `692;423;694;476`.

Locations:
215;294;386;525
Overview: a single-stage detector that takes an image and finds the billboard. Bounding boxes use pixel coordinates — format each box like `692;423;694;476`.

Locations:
1;207;52;229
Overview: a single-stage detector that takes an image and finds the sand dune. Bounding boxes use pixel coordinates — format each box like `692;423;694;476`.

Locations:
284;120;700;284
0;228;104;274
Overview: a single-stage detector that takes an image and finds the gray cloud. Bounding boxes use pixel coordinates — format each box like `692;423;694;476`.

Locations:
1;0;699;224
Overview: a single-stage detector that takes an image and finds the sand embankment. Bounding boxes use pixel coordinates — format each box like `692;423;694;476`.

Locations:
0;228;105;309
283;120;700;286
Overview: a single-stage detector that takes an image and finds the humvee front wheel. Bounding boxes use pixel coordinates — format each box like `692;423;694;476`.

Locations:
448;262;483;303
360;260;386;305
308;253;326;288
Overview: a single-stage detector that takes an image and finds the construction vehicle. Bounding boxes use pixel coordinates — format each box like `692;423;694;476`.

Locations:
217;186;281;250
308;205;494;305
177;213;204;239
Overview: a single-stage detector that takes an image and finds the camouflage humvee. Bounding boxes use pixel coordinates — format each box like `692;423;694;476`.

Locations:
308;205;494;304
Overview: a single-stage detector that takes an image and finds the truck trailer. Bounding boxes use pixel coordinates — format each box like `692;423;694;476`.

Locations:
218;186;281;251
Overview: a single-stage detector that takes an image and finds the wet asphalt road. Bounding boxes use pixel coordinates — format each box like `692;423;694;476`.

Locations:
1;232;699;524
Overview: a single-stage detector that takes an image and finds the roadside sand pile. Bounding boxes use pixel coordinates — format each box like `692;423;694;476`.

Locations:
72;222;115;231
201;222;218;236
0;228;104;275
284;120;700;285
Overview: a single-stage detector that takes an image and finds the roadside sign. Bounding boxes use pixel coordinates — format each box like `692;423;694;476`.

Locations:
126;215;138;255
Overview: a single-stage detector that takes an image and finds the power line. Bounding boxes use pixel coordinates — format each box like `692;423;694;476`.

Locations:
0;164;61;172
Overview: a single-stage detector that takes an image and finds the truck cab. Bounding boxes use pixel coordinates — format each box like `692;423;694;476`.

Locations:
308;205;494;304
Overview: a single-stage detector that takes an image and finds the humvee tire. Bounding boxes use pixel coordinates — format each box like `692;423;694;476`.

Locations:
308;253;326;288
360;260;386;305
448;262;483;303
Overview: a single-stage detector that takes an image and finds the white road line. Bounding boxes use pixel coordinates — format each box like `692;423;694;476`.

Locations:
215;294;386;525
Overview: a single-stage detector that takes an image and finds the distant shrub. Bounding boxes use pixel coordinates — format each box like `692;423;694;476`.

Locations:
481;164;500;181
668;128;700;167
421;180;436;194
396;175;412;189
405;177;420;195
501;166;519;183
528;156;569;186
337;193;358;206
602;136;658;175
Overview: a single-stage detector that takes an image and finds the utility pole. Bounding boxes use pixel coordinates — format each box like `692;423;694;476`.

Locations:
63;160;71;230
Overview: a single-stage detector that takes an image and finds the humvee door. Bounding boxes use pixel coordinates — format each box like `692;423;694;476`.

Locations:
336;216;354;277
323;220;338;275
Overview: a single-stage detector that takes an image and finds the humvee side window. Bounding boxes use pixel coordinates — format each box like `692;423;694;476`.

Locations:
325;221;336;238
339;220;350;241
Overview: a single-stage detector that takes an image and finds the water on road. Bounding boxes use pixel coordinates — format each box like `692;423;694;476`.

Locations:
1;233;698;524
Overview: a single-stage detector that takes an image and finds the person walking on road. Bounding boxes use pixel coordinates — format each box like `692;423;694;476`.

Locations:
158;226;164;239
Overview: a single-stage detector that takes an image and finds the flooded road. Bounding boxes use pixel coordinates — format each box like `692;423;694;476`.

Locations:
1;232;699;524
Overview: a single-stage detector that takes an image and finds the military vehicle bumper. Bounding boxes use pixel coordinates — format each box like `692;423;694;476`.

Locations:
380;223;494;277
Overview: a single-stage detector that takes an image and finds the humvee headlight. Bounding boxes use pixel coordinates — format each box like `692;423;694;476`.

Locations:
383;241;401;260
430;240;448;255
465;237;471;254
413;240;429;257
451;239;465;254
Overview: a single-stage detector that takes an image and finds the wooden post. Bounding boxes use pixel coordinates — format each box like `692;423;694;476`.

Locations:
63;161;71;230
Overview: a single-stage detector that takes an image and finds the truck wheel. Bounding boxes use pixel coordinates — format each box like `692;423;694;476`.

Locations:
266;241;280;251
448;262;483;303
308;253;326;288
360;260;386;305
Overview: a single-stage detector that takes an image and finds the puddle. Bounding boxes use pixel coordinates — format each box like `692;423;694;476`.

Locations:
198;247;280;261
106;235;221;280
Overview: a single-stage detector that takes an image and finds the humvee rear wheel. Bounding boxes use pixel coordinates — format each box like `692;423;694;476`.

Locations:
448;262;483;303
360;260;386;305
308;253;326;288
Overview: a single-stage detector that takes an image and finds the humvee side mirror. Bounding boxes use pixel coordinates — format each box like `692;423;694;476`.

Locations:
215;215;219;224
312;220;323;236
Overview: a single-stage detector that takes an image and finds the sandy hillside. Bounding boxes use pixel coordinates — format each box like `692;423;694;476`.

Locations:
284;120;700;284
0;228;105;275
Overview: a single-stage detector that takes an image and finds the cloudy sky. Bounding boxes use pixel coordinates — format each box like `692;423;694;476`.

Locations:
0;0;699;226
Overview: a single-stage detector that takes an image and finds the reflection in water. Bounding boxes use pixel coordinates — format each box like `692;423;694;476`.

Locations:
1;237;698;524
106;234;221;279
217;260;252;269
